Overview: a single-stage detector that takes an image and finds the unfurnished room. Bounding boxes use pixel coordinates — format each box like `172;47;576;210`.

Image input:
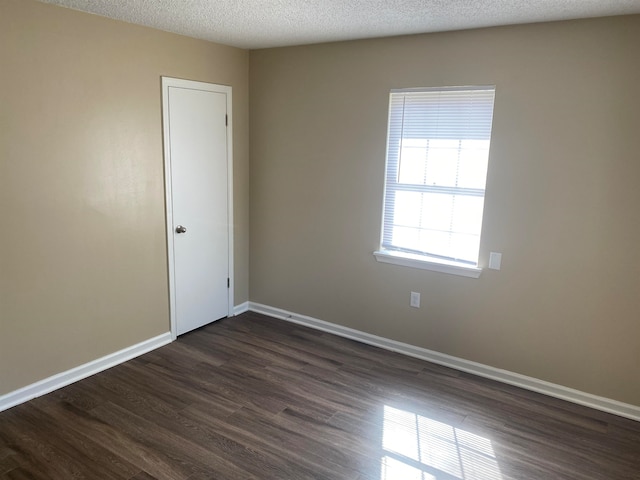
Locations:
1;0;640;478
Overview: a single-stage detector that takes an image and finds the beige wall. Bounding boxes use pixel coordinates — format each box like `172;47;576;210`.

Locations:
0;0;249;395
249;16;640;406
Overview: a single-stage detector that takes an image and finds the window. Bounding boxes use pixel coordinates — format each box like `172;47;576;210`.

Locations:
375;86;496;278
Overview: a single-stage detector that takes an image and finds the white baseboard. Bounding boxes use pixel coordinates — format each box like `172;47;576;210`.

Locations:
248;302;640;422
0;332;172;413
233;301;249;316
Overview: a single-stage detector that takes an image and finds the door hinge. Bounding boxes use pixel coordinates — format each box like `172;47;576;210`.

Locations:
227;278;230;288
225;114;228;126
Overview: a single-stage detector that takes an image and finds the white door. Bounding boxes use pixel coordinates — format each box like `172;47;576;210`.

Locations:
162;78;233;337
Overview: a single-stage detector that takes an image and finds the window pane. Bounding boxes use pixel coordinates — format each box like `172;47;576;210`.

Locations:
394;191;422;228
420;193;454;233
451;195;484;235
398;146;426;185
402;138;429;148
418;229;452;258
429;139;460;149
450;232;480;263
457;140;490;189
386;191;485;261
392;226;420;251
461;139;491;150
425;143;458;187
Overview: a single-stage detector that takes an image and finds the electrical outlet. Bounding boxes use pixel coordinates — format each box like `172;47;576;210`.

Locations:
410;291;420;308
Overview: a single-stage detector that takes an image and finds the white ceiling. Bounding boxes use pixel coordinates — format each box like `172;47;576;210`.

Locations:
38;0;640;49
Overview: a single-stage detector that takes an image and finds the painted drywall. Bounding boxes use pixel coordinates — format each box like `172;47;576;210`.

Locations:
249;16;640;406
0;0;249;395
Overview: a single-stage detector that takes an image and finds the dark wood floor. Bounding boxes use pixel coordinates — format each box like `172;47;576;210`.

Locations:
1;312;639;479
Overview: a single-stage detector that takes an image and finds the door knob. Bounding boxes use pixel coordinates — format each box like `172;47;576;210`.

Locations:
175;225;187;234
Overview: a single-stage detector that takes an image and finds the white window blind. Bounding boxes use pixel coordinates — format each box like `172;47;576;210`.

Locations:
381;86;496;266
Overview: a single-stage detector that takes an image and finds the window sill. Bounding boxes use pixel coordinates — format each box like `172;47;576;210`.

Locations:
373;250;482;278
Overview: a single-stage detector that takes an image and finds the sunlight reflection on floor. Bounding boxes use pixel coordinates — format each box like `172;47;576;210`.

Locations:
381;405;503;480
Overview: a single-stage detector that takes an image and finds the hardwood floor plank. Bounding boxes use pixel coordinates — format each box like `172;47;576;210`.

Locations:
90;401;256;480
29;400;140;479
184;404;359;480
129;472;159;480
35;400;189;480
0;452;19;476
0;405;111;480
1;312;639;479
177;406;341;480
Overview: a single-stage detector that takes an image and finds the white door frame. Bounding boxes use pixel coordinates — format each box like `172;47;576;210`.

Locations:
161;76;234;340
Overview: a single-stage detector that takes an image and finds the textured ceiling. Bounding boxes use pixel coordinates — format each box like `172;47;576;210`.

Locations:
38;0;640;49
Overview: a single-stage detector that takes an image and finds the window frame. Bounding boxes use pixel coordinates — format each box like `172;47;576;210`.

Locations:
374;86;496;278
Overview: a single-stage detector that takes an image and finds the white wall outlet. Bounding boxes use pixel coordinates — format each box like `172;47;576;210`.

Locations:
489;252;502;270
410;291;420;308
